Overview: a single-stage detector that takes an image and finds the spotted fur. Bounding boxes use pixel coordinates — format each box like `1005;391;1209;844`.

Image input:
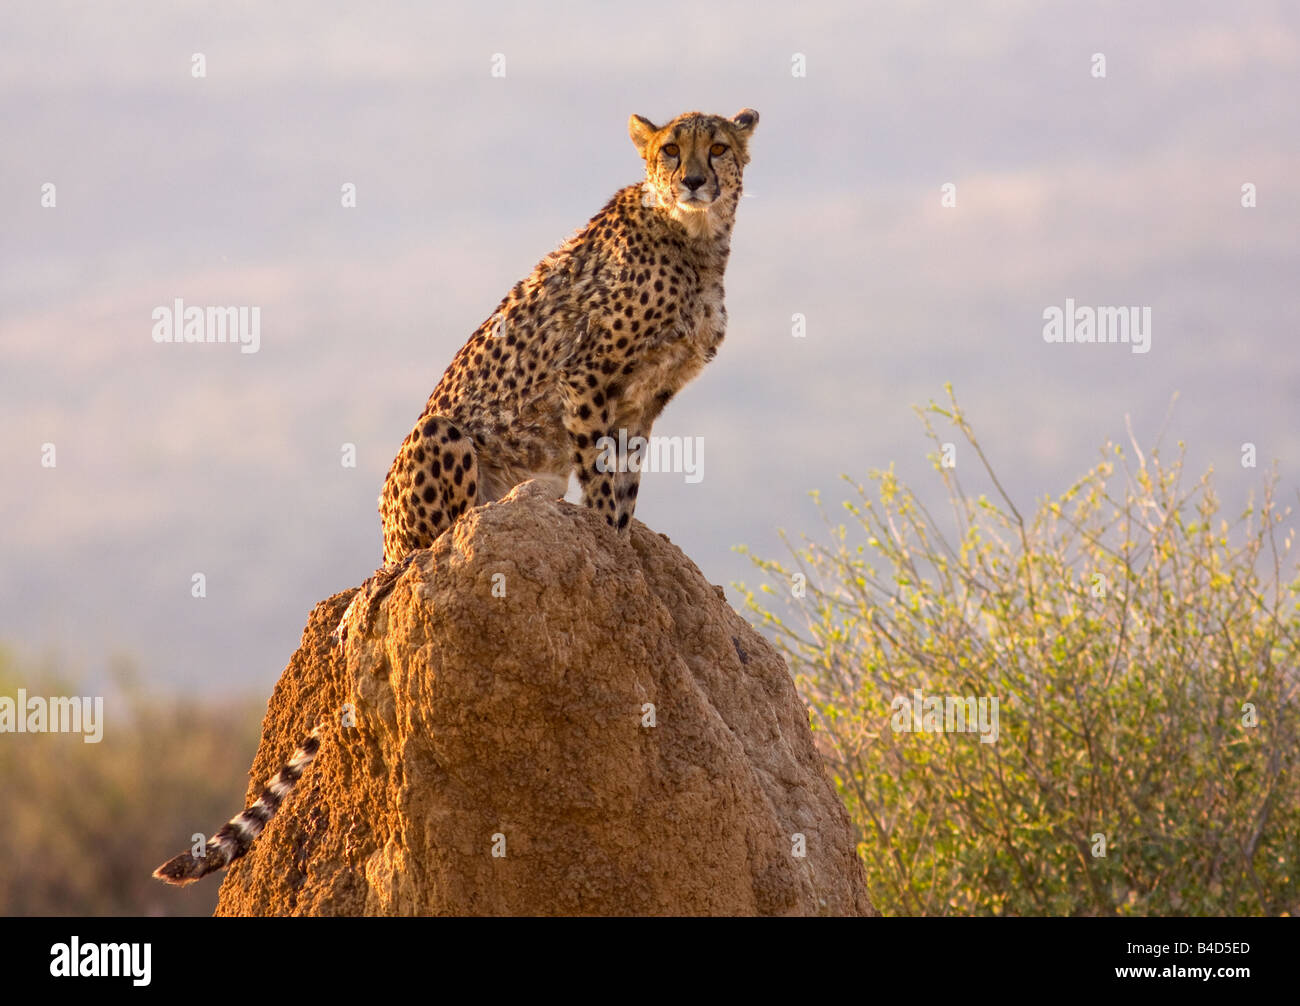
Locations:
153;108;758;886
336;107;759;640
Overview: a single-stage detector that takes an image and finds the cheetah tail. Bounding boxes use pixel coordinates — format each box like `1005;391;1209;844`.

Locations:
152;723;324;886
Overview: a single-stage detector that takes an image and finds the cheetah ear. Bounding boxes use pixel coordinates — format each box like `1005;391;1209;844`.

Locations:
628;114;660;159
731;108;759;137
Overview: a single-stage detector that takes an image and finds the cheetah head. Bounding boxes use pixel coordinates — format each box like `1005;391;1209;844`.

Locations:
629;108;759;236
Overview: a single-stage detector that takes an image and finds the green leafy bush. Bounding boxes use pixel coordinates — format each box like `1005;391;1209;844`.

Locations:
739;387;1299;916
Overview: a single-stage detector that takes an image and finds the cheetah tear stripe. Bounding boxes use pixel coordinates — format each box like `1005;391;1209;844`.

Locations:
152;725;322;886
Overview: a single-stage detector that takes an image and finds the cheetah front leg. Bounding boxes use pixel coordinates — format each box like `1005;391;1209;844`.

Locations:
564;403;644;536
331;415;479;646
606;442;644;534
570;430;643;535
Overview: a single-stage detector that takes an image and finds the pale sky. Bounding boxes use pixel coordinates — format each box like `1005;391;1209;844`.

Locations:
2;0;1297;695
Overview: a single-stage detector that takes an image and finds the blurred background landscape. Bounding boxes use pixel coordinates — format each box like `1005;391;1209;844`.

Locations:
1;1;1296;914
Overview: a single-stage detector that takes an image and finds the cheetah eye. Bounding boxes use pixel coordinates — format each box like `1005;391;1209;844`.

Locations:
661;143;680;158
709;143;728;157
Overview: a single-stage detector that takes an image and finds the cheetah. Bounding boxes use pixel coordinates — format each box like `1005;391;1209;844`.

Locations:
153;107;759;886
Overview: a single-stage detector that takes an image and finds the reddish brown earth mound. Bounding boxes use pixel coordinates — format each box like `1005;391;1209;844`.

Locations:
214;481;872;916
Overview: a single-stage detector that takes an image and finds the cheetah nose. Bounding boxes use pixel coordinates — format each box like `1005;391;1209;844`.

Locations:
682;175;706;192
